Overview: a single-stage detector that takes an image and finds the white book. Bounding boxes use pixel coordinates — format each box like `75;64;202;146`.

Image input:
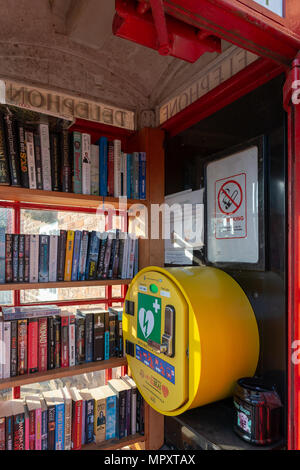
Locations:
3;321;11;379
91;144;99;196
69;315;76;367
114;139;122;197
29;234;39;283
82;133;91;195
25;131;37;189
39;123;52;191
49;235;58;282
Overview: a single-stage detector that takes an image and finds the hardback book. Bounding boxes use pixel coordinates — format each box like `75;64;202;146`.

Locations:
72;131;82;194
25;130;37;189
107;140;114;197
90;387;106;443
28;318;39;374
53;316;61;369
38;317;48;372
5;233;13;283
99;136;108;197
17;319;27;375
104;311;110;361
24;234;30;282
139;152;147;199
71;230;82;281
34;133;43;190
17;122;29;188
91;144;99;196
132;152;139;199
76;309;94;363
93;309;106;362
78;230;89;281
4;113;21;187
60;312;70;368
10;320;17;377
101;385;117;440
62;386;72;451
50;133;61;192
96;232;108;280
39;234;50;283
12;399;25;450
69;314;76;367
40;398;48;450
49;234;58;282
85;230;100;280
57;229;67;281
0;114;10;185
113;139;122;197
18;234;25;282
47;316;55;370
61;129;72;193
64;230;75;282
82;133;91;195
122;375;137;436
0;227;5;283
39;123;52;191
78;389;94;445
12;234;19;283
70;387;83;450
75;315;85;365
43;392;55;450
108;378;130;439
3;320;11;379
29;234;39;283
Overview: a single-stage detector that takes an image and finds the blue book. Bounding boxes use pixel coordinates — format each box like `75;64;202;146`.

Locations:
38;235;49;283
78;230;89;281
126;153;132;199
99;136;108;197
104;312;110;361
71;230;82;281
85;399;94;444
54;400;65;450
85;231;100;280
103;387;117;440
0;227;5;283
139;152;146;199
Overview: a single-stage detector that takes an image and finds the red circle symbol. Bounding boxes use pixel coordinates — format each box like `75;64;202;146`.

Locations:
217;180;243;215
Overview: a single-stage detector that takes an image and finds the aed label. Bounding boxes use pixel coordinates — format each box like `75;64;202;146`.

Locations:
137;293;161;343
136;345;175;384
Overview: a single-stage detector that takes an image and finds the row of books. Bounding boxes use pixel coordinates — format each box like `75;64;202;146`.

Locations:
0;306;124;380
0;229;138;284
0;113;146;199
0;377;145;450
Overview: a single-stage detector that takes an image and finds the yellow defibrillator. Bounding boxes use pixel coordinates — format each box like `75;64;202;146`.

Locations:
123;266;259;416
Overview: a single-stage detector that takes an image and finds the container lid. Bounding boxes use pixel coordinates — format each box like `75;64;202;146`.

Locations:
237;377;275;393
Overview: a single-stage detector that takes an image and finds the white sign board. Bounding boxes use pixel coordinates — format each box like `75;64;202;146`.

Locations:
251;0;283;17
206;146;259;264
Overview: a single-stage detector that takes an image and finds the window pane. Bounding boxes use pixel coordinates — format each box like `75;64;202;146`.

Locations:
20;285;107;304
0;207;14;304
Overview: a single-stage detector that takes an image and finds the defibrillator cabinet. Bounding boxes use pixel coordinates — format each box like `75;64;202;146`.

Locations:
123;265;259;416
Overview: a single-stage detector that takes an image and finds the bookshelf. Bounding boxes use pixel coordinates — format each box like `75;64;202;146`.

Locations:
0;122;165;450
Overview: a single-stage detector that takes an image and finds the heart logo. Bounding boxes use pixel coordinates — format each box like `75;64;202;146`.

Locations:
162;385;169;398
139;308;155;339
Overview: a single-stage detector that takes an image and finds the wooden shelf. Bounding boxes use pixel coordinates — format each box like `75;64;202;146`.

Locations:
0;357;127;390
0;186;147;210
0;279;131;291
83;434;145;451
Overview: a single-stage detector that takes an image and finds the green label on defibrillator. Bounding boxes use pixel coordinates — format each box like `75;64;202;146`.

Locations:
137;293;161;343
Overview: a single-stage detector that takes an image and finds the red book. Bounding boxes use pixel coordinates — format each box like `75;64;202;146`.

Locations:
17;319;27;375
60;313;70;368
70;388;82;450
0;417;5;450
28;318;38;374
107;141;114;197
28;409;35;450
38;317;48;372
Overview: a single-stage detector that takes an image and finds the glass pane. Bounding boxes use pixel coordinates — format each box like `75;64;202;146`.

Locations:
0;207;14;304
20;285;106;304
112;285;122;298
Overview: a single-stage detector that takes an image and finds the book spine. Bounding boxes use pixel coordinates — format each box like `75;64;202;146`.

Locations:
119;390;126;440
64;401;72;451
10;320;17;377
55;403;65;450
18;319;27;375
18;234;25;282
81;399;86;445
71;230;82;281
38;234;49;283
107;238;116;280
94;398;106;443
86;231;100;280
107;140;114;196
131;387;137;435
91;144;99;196
104;311;110;360
112;230;120;279
72;400;82;450
0;322;3;379
69;314;76;367
47;316;55;370
4;113;21;186
85;314;94;363
28;318;39;374
47;405;56;450
61;315;69;368
57;230;67;282
64;230;75;281
139;152;146;199
24;234;30;282
106;395;117;440
34;133;43;190
18;122;29;188
0;114;10;185
54;317;61;369
39;317;48;372
99;137;108;197
5;233;13;283
117;238;125;279
75;316;85;364
93;312;104;362
96;235;107;280
132;152;139;199
72;131;82;194
0;417;5;450
25;131;37;189
29;234;39;283
118;309;123;358
5;415;13;450
61;129;71;193
49;235;58;282
113;139;122;197
125;389;131;437
3;321;11;379
50;133;61;191
41;408;48;450
13;413;25;450
35;408;42;450
0;228;5;283
78;230;89;281
39;123;52;191
82;133;91;195
102;234;113;279
24;408;29;451
127;153;132;199
12;234;18;283
109;312;117;358
85;399;94;444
